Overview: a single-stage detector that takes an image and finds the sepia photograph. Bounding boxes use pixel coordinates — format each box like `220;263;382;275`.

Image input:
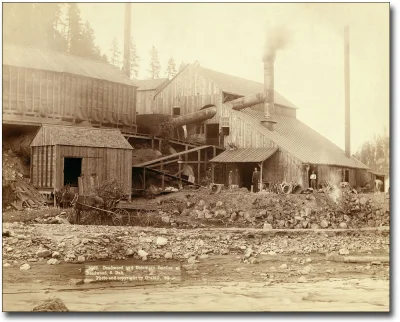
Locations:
2;1;390;313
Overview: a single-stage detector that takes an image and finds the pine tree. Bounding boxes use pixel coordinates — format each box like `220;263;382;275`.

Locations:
130;37;140;78
110;37;122;68
148;45;161;79
165;57;177;79
179;61;186;71
66;3;83;55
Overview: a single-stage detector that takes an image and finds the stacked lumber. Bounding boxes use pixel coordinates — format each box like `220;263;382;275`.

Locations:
9;180;48;210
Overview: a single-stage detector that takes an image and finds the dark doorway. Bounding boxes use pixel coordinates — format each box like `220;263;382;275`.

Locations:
206;124;219;146
239;163;257;191
344;169;349;183
308;165;318;188
64;158;82;187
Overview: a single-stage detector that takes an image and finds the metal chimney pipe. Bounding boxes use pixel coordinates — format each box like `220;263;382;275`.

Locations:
344;25;350;158
123;3;132;78
261;52;277;131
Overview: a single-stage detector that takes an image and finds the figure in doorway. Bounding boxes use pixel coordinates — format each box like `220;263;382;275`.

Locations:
228;170;233;190
310;170;317;190
252;167;260;193
219;129;225;148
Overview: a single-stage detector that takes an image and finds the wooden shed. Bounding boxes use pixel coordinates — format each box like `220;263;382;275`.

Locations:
30;125;133;197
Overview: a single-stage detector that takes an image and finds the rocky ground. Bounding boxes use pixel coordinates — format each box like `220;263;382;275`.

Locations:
2;223;390;312
2;189;391;312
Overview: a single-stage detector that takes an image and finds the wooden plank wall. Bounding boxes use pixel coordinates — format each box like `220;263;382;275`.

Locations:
262;151;304;185
31;146;56;189
2;66;137;126
154;65;222;123
55;146;132;195
136;89;156;114
317;165;357;187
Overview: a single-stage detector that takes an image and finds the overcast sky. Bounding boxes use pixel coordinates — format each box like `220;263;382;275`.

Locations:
78;2;389;154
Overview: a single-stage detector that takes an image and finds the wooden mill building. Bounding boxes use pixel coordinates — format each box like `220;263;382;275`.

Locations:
3;43;138;132
30;125;133;197
135;78;169;115
153;64;369;190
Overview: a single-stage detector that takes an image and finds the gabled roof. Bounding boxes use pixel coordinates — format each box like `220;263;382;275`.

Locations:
228;106;368;169
195;65;297;109
3;43;137;87
134;78;170;91
30;125;133;150
210;147;278;163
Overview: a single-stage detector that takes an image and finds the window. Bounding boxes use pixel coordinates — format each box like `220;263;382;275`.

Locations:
173;107;180;116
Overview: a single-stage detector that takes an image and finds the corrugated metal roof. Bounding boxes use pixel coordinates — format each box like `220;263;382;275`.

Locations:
210;147;278;163
3;43;137;87
30;125;133;149
135;78;170;91
195;65;297;109
234;107;368;169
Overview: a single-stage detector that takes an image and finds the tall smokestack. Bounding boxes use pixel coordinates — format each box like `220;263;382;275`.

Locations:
261;52;277;131
261;26;289;131
344;25;350;158
123;3;132;78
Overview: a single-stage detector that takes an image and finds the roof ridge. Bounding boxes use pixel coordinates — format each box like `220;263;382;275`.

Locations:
194;64;297;109
3;42;120;69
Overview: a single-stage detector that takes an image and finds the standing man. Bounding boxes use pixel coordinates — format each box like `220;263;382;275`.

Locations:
219;129;225;148
310;170;317;190
228;170;233;190
252;167;260;193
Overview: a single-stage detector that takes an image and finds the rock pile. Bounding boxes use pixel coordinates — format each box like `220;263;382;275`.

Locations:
32;298;69;312
2;222;389;266
163;190;389;230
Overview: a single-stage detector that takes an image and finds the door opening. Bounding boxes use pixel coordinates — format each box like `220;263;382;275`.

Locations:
64;157;82;187
206;124;219;146
344;169;349;183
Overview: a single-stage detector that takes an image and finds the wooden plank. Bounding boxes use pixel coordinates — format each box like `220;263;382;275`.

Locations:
197;149;201;182
44;145;48;187
39;71;42;110
78;177;84;195
50;145;53;188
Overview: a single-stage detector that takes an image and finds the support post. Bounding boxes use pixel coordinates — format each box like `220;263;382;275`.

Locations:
159;139;162;152
197;150;201;183
260;161;264;191
143;168;146;190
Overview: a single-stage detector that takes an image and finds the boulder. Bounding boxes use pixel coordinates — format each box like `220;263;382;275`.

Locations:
47;258;60;265
20;263;30;270
36;250;52;258
263;223;273;230
164;252;173;259
156;237;168;246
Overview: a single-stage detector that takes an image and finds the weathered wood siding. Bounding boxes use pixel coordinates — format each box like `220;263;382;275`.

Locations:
3;66;136;125
136;89;156;114
317;165;356;187
31;146;56;189
219;104;305;186
154;65;222;123
262;151;305;185
35;146;133;195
